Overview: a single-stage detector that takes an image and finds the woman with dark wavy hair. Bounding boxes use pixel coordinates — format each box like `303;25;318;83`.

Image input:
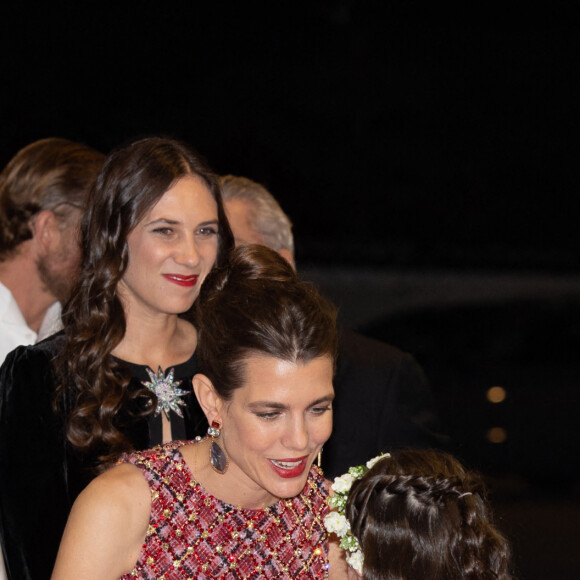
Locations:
0;136;234;579
52;245;348;579
339;449;512;579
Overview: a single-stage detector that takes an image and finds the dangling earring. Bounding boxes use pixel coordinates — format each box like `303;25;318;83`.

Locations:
208;420;228;474
317;447;323;469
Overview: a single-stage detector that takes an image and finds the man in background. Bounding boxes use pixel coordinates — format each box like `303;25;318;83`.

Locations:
0;137;103;579
0;138;104;363
219;175;447;478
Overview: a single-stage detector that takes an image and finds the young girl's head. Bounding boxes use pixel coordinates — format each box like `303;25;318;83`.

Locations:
344;449;512;580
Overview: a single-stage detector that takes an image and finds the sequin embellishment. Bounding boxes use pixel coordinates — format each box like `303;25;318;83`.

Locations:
119;441;330;579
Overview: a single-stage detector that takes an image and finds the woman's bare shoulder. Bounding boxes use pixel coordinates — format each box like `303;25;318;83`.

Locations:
87;461;147;492
51;463;151;579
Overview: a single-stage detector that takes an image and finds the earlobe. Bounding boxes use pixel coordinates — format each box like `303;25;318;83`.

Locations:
277;248;296;270
192;374;223;423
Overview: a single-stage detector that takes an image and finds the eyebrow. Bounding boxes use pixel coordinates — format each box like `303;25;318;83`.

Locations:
199;219;219;227
248;393;335;410
146;218;179;226
145;218;219;227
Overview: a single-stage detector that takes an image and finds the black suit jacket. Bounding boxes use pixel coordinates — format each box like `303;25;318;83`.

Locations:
323;329;447;479
0;333;205;580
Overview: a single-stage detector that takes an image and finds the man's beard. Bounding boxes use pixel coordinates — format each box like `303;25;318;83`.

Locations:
37;246;80;303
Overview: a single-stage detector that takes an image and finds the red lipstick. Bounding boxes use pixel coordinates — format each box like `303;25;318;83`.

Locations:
269;456;308;479
163;274;198;287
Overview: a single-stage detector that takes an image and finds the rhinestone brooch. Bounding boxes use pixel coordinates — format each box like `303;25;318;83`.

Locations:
142;366;188;419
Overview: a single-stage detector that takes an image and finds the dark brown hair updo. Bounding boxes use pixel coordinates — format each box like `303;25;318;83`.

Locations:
195;244;339;399
345;449;512;580
56;136;234;467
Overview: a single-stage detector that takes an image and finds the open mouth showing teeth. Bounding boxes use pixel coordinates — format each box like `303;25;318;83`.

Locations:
270;459;303;469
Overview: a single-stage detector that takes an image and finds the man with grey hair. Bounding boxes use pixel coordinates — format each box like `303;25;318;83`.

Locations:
219;176;295;264
220;174;446;479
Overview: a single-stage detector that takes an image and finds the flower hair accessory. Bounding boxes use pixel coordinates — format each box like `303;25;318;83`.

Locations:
324;453;390;574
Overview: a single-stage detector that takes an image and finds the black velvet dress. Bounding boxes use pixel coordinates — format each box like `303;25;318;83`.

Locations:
0;333;206;580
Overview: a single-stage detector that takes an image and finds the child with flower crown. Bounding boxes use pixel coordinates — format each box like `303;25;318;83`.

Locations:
325;449;513;579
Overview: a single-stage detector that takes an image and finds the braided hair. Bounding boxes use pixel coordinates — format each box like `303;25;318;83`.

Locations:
345;449;512;580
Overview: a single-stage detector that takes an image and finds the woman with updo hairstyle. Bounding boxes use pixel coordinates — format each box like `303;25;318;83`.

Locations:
52;245;349;579
0;136;234;578
344;449;512;580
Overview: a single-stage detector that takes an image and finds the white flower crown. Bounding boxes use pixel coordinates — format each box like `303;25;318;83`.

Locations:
324;453;390;574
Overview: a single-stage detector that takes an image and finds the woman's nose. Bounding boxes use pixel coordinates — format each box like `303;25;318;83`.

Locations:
284;417;309;451
175;238;200;266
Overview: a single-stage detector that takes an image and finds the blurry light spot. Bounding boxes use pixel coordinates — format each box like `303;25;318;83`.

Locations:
487;427;507;443
487;386;507;403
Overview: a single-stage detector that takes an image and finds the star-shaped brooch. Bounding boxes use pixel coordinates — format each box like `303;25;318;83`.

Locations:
142;367;189;419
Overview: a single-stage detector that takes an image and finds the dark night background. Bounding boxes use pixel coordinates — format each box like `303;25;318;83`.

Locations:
2;2;579;577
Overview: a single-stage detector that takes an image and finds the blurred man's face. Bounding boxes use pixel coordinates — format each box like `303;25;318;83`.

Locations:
224;198;295;269
223;199;266;247
37;210;82;302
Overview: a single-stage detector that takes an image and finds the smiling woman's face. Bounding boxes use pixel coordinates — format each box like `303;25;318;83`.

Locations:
117;175;219;319
218;354;334;507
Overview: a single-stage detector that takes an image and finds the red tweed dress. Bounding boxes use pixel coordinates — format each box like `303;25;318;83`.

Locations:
119;441;331;579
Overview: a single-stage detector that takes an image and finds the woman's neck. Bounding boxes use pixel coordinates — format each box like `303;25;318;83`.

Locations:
184;440;278;511
112;313;197;369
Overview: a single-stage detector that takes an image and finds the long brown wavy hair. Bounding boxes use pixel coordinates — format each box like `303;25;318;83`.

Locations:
55;136;234;468
345;449;512;580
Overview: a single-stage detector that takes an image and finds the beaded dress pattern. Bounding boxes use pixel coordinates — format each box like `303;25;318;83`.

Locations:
119;441;331;579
